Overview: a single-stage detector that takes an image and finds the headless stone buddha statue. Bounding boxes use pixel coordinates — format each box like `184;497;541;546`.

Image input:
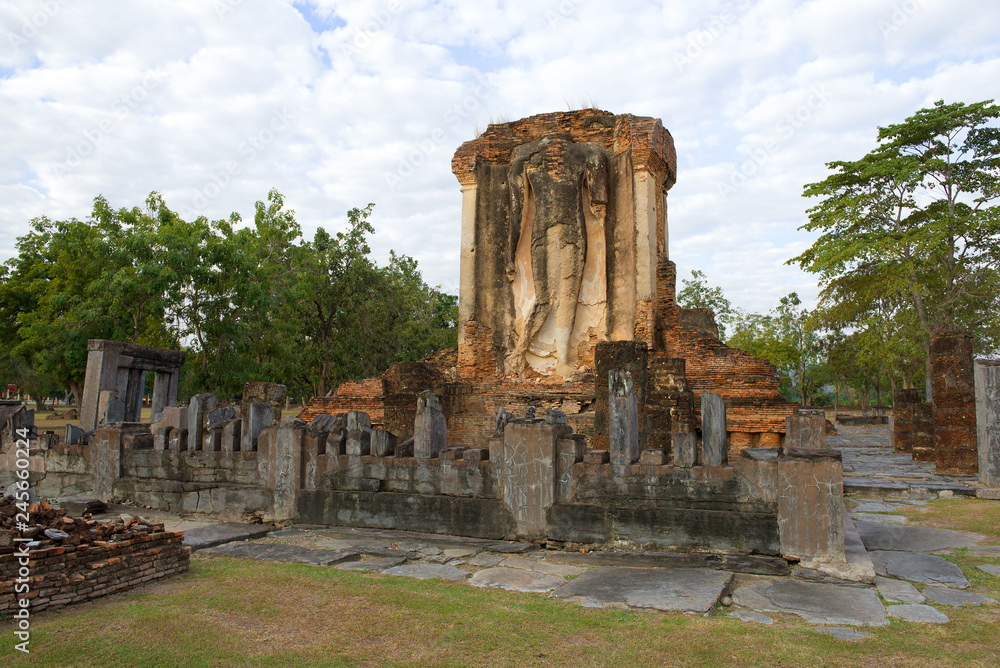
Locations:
505;133;609;378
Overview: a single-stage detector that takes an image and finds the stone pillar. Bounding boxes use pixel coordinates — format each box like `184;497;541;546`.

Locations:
671;431;697;467
91;424;147;501
262;418;305;522
975;360;1000;497
80;340;125;432
221;420;242;453
372;429;397;457
497;418;571;540
930;324;978;473
241;402;273;452
785;409;826;451
892;388;921;453
187;393;217;452
701;391;727;467
123;368;145;423
593;342;648;451
150;370;182;425
778;447;845;564
608;370;639;467
911;402;935;462
346;411;372;456
414;390;447;459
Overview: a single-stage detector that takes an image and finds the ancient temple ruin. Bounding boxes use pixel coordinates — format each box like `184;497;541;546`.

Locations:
7;110;860;573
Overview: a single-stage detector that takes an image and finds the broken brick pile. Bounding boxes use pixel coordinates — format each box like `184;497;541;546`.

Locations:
0;498;189;615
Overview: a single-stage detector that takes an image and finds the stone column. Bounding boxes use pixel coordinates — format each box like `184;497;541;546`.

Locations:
785;409;826;450
497;418;571;540
778;447;845;564
150;371;172;424
593;341;648;451
414;391;447;458
930;324;978;473
346;411;372;456
911;402;935;462
608;370;639;467
892;388;921;453
701;391;727;467
671;432;697;467
265;418;305;522
123;368;145;423
241;402;273;452
372;430;397;457
80;340;125;432
974;359;1000;498
187;393;217;452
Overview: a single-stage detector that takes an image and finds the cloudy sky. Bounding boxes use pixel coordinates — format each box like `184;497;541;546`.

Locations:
1;0;997;313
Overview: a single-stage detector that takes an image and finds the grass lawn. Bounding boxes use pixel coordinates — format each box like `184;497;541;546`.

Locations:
2;550;999;668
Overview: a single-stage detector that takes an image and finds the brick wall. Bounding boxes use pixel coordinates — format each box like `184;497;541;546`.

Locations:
0;531;188;615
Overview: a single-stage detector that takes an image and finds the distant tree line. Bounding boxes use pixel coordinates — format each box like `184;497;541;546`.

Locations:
679;99;1000;408
0;190;457;406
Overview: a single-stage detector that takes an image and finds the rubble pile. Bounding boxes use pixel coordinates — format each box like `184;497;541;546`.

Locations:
0;497;165;547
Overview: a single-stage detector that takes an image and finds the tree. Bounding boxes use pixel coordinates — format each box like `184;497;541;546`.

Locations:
727;293;829;406
676;269;735;341
790;100;1000;396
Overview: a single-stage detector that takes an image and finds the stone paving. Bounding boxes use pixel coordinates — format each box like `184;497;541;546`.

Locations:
830;425;979;497
123;423;999;633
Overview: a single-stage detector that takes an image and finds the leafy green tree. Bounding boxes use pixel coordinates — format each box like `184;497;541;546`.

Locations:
728;293;829;406
676;269;735;341
790;100;1000;395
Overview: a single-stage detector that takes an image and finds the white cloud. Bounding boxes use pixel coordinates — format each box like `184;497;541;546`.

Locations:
1;0;998;316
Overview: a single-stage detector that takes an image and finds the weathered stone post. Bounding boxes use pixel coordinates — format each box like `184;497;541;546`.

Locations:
372;429;397;457
242;402;273;452
608;370;639;468
257;418;305;522
672;432;697;467
187;393;217;452
594;342;648;451
777;447;845;565
785;409;826;450
930;324;978;473
974;359;1000;498
497;417;571;540
414;390;447;458
346;411;372;456
892;388;921;453
701;391;727;467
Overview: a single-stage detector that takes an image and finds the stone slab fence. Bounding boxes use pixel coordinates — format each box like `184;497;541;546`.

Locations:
975;359;1000;499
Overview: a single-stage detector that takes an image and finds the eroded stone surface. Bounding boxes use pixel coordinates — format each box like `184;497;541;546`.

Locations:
886;604;949;623
732;580;888;627
922;587;996;607
182;522;274;551
550;567;732;614
869;551;970;589
875;576;925;604
857;521;985;553
501;556;585;577
729;610;773;624
336;557;406;571
200;541;360;566
469;553;505;568
977;564;1000;576
470;567;566;593
814;627;871;641
383;564;470;580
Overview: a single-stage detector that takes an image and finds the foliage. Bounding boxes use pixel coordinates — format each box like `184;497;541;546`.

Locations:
728;293;830;406
0;192;457;403
676;269;735;341
790;99;1000;387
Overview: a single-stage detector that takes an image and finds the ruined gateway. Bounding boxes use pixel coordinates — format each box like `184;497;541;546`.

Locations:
13;111;849;570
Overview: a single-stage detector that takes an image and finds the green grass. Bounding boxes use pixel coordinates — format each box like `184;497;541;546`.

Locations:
886;498;1000;541
3;555;999;668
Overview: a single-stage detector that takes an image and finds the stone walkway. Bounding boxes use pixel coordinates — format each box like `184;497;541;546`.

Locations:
103;424;999;635
830;424;979;498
